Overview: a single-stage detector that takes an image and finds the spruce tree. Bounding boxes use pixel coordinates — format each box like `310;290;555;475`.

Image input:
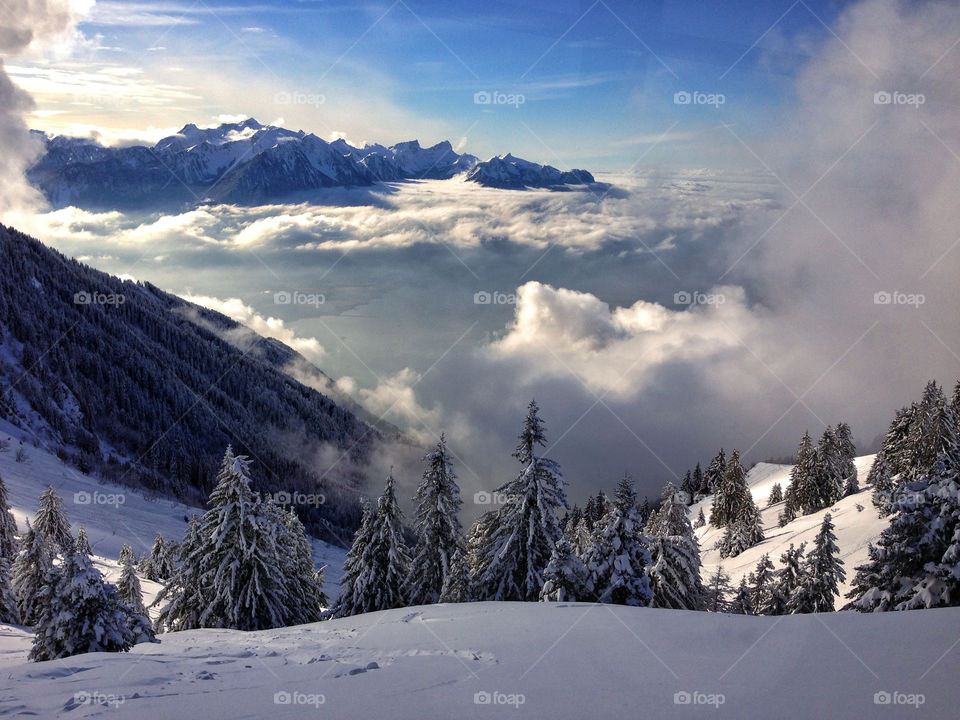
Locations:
747;554;776;615
75;526;92;556
710;450;749;528
564;505;583;540
11;522;52;625
142;533;175;582
693;507;706;529
815;426;844;508
833;422;858;496
0;558;21;624
30;550;155;661
34;486;71;552
771;543;806;616
767;482;783;506
849;457;960;611
869;405;918;513
539;537;589;602
332;474;410;617
703;566;732;612
583;475;652;606
905;381;960;481
704;448;726;498
439;546;471;603
693;463;706;499
406;435;465;606
784;432;818;516
730;577;753;615
0;473;19;561
275;506;325;623
117;556;147;617
118;543;136;567
789;514;845;613
680;470;697;505
647;486;704;610
153;515;206;632
470;401;568;602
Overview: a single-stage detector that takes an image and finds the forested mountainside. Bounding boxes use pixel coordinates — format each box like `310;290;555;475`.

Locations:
0;224;378;542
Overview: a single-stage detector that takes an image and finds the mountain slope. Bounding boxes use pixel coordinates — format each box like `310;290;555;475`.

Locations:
27;118;595;209
0;224;380;541
693;455;888;601
1;601;955;718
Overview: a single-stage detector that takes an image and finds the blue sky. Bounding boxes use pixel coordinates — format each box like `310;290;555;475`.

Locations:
14;0;858;169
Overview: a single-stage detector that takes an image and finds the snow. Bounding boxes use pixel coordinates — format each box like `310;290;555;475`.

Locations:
0;601;957;717
695;455;888;600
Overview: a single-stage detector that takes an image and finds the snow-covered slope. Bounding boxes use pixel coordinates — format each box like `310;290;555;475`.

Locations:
694;455;888;600
1;601;956;718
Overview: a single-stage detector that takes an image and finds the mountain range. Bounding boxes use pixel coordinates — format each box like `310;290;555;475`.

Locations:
27;118;597;209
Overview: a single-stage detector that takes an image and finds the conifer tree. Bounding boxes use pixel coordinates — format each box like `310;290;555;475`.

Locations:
771;543;806;616
815;426;844;508
0;558;21;624
142;533;175;582
118;543;136;567
692;463;706;499
646;485;704;610
747;554;776;615
75;526;92;556
789;514;845;613
539;537;589;602
869;405;918;513
30;549;155;661
276;506;325;623
153;515;206;632
406;435;464;606
693;507;706;529
833;422;859;496
784;432;818;516
703;566;732;612
11;522;52;625
117;555;147;618
680;470;697;505
34;486;71;552
470;401;568;602
583;474;652;606
730;577;753;615
0;473;19;561
329;499;374;619
767;482;783;506
564;505;583;539
439;546;471;603
710;450;749;528
704;449;726;497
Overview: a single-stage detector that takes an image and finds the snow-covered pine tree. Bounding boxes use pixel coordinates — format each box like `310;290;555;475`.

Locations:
693;507;706;529
729;577;753;615
715;491;764;558
833;422;858;496
710;450;749;528
747;554;776;615
869;405;918;513
569;516;595;559
11;521;52;625
703;565;732;612
638;496;651;526
439;546;471;603
142;533;175;581
849;456;960;611
333;474;410;617
117;555;147;617
0;473;19;561
767;482;783;506
539;537;589;602
153;515;206;632
0;558;21;624
470;401;568;602
680;470;697;505
275;506;325;623
118;543;136;567
34;486;72;552
646;484;704;609
30;549;155;661
328;499;375;619
314;566;329;609
815;426;844;508
583;474;652;606
406;434;465;606
771;543;806;616
789;513;844;613
564;505;583;539
905;381;960;482
704;448;726;498
692;463;706;500
75;526;92;555
784;431;819;516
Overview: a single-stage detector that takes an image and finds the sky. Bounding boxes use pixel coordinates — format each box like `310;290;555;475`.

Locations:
2;0;960;513
9;0;855;168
